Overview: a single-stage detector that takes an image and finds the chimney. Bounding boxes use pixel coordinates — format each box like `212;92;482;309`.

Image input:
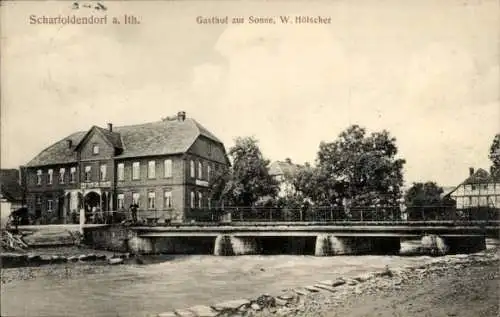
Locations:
66;139;73;148
469;167;474;176
177;111;186;121
107;123;113;132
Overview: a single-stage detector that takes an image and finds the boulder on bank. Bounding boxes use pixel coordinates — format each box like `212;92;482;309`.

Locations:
108;257;124;265
212;299;251;313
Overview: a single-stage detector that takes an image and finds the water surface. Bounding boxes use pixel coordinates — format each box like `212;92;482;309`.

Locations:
2;239;497;317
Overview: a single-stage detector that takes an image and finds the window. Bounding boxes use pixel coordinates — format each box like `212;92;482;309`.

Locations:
198;162;203;179
132;193;140;205
36;196;42;206
148;192;156;209
48;169;53;185
117;163;124;181
190;191;195;208
132;162;140;180
100;164;107;181
47;200;53;212
190;160;195;178
208;143;213;156
36;170;42;185
207;164;211;182
198;192;203;208
59;168;65;184
164;159;172;178
208;197;211;210
70;167;76;183
148;161;156;179
92;144;99;154
164;191;172;208
117;194;125;210
471;185;477;191
84;166;92;182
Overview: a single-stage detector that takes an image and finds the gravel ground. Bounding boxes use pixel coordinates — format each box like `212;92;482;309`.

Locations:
250;251;500;317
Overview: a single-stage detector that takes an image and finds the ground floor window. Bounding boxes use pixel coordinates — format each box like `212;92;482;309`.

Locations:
148;192;156;209
117;194;125;210
198;192;203;209
132;193;140;206
47;200;53;212
164;191;172;209
190;191;195;208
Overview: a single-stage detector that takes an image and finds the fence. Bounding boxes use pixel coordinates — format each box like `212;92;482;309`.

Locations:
73;206;500;225
183;205;498;223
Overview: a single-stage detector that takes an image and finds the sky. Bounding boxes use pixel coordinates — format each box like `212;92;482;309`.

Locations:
1;0;499;187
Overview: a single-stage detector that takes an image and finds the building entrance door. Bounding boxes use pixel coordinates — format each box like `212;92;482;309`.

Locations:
84;191;100;212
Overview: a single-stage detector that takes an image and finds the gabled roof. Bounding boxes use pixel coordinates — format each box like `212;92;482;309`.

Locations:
269;160;299;179
72;125;124;153
463;168;499;184
26;118;224;167
445;167;500;197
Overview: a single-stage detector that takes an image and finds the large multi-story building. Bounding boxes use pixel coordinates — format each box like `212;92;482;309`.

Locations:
22;112;229;224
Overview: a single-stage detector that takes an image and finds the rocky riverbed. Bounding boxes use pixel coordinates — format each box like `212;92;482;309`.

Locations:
148;249;499;317
242;251;500;317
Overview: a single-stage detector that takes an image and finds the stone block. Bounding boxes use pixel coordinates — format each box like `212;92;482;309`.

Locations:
314;284;336;292
304;286;320;292
174;309;196;317
278;291;296;302
187;305;218;317
212;299;250;311
67;255;79;262
274;297;288;306
293;288;309;296
157;312;177;317
108;258;124;265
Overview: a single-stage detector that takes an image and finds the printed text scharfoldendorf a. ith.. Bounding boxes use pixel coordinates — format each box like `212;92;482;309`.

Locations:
29;14;108;25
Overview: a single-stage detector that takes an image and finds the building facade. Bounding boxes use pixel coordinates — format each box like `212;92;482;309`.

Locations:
22;112;229;224
446;167;500;210
0;169;25;222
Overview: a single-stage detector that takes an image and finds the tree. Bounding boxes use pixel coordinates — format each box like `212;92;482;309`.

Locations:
314;125;406;208
404;182;451;220
489;133;500;175
217;137;279;207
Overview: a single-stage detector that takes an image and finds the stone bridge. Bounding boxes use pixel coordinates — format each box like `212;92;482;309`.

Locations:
83;221;499;256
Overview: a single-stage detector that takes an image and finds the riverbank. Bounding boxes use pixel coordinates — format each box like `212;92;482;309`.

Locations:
247;250;499;317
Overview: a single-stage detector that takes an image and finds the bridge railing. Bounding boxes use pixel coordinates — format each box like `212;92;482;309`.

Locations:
184;206;500;224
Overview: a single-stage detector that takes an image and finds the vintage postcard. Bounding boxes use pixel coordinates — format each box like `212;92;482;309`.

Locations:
1;0;499;317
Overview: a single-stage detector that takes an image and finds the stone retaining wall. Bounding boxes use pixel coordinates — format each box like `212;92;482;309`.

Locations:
0;252;131;268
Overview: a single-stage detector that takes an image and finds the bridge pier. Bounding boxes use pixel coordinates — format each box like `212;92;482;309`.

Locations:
213;235;259;256
420;235;486;255
314;234;331;256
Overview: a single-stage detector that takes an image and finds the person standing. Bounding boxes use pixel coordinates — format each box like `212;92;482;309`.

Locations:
131;203;138;223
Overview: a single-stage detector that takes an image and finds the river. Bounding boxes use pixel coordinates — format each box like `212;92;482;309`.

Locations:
2;239;498;317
